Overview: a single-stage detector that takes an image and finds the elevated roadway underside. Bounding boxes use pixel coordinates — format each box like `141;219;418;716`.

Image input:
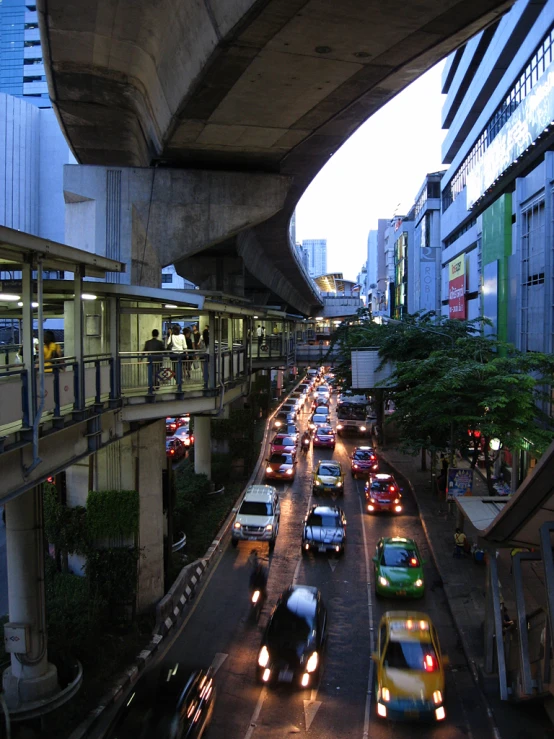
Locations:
39;0;515;313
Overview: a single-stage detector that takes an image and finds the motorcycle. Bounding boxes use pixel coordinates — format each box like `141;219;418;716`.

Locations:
249;589;266;623
301;436;310;455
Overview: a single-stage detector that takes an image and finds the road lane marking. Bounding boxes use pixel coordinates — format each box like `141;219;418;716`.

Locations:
359;494;375;739
210;652;228;675
328;558;338;572
243;687;268;739
303;699;322;730
292;556;302;585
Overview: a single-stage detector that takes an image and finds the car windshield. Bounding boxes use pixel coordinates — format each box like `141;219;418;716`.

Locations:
315;407;329;414
371;480;396;493
313;414;328;424
239;501;272;516
354;450;374;460
269;454;292;464
384;640;438;671
318;464;341;476
268;604;313;649
274;437;295;446
306;513;340;528
286;426;297;435
382;547;418;567
317;427;333;435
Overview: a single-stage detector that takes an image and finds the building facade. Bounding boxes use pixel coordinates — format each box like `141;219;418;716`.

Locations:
0;1;49;106
439;0;554;351
301;238;327;278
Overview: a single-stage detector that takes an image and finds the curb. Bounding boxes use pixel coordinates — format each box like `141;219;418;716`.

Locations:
69;378;303;739
379;450;502;739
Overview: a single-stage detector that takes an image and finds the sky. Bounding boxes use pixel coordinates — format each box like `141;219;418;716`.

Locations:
295;61;447;281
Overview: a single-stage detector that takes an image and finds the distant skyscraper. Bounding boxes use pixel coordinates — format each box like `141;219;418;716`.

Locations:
289;211;296;244
0;1;50;106
302;238;327;277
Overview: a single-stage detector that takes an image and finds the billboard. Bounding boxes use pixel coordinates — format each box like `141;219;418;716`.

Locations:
448;255;466;320
447;467;474;499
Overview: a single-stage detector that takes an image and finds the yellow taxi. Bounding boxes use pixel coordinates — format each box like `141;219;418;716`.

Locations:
312;460;344;496
373;611;446;722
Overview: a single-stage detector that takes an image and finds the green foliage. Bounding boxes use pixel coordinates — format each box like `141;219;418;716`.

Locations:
87;489;139;541
86;547;139;622
43;482;88;555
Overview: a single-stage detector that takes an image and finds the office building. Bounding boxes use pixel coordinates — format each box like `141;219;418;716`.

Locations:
0;1;49;106
439;0;554;352
302;238;327;278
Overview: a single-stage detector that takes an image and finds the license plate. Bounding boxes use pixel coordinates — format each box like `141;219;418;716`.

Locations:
396;590;406;596
404;710;419;719
278;669;294;682
323;487;332;492
318;546;327;552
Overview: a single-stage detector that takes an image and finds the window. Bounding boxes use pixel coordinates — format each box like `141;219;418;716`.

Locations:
520;199;546;352
161;273;173;284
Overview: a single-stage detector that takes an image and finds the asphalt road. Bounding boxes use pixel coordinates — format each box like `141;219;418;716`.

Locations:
140;396;497;739
0;508;7;618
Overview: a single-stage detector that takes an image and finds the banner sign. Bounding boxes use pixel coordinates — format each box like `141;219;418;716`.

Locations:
467;60;554;208
447;467;474;499
448;255;466;319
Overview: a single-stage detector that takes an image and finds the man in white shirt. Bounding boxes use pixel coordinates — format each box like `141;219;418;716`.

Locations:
256;324;263;353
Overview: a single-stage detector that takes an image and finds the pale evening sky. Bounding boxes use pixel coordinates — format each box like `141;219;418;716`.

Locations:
295;61;447;281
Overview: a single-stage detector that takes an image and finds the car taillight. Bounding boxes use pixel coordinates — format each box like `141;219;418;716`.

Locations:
423;654;438;672
170;449;174;455
353;464;358;469
409;557;419;566
389;485;396;492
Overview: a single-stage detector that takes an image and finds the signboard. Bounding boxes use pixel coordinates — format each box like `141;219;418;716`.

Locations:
351;350;394;389
448;255;466;320
467;60;554;208
447;467;474;499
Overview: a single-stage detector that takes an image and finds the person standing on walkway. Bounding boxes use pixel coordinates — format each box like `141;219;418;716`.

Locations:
142;329;165;388
454;528;467;558
192;324;201;349
43;330;62;373
202;325;209;348
257;324;263;353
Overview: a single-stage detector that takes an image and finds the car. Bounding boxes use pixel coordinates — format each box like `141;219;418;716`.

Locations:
309;412;331;431
270;434;297;457
313;404;330;417
273;411;295;430
373;611;446;722
289;391;305;409
265;453;297;482
174;425;195;447
166;436;186;461
365;473;402;513
232;485;280;550
280;403;297;420
313;425;336;449
373;537;425;598
351;446;379;478
313;460;344;496
302;505;346;555
297;383;311;395
165;416;188;435
284;423;299;441
104;663;216;738
257;585;327;688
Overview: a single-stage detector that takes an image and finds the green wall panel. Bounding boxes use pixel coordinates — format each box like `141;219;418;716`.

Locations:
481;194;512;342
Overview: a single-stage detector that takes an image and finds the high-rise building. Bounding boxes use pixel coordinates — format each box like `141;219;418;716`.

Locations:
301;238;327;278
0;1;49;106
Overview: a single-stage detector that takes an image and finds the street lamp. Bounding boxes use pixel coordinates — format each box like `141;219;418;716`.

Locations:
489;438;501;452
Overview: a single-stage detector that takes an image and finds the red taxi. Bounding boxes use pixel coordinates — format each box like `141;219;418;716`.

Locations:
350;446;379;478
365;473;402;514
270;434;298;457
313;426;336;449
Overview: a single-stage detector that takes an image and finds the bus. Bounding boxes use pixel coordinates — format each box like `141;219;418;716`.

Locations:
336;395;376;437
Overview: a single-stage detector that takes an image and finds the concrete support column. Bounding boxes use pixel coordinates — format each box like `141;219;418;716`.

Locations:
3;487;59;707
193;416;211;480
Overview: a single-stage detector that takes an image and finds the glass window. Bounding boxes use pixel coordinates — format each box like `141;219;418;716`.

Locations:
382;547;418;567
239;501;272;516
384;640;438;671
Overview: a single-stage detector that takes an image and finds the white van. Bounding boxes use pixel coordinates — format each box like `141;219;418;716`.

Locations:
231;485;280;551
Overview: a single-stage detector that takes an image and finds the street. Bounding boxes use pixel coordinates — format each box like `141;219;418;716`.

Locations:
142;397;495;739
0;509;7;618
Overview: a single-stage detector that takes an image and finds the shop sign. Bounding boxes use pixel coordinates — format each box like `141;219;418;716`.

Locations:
448;255;466;319
447;468;474;499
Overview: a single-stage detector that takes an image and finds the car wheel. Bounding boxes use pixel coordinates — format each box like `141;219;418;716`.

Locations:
351;472;355;479
269;539;275;552
231;539;238;548
301;546;307;557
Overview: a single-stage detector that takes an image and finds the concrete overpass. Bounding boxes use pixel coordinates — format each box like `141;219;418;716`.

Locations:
38;0;515;313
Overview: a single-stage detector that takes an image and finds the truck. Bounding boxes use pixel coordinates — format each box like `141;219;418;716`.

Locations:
336;394;376;437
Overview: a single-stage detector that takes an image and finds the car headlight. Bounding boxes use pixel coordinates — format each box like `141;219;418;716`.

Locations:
336;481;342;488
306;652;318;673
275;421;282;427
415;578;424;587
394;498;400;504
234;522;241;529
360;426;366;431
378;576;389;587
286;468;293;475
265;524;273;532
314;480;321;486
435;706;446;721
382;687;390;702
353;464;358;469
266;466;273;474
258;646;270;668
337;424;343;430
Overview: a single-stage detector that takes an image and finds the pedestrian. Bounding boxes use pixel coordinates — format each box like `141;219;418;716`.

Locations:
166;324;187;359
257;324;263;352
192;324;201;349
453;528;467;558
142;329;165;389
202;325;209;347
43;330;62;373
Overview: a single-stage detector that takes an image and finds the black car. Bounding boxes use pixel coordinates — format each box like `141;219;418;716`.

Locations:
104;664;215;738
302;505;347;555
257;585;327;689
273;411;295;430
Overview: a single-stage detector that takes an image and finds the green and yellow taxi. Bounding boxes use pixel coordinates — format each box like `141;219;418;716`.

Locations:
312;460;344;496
373;537;425;598
373;611;446;722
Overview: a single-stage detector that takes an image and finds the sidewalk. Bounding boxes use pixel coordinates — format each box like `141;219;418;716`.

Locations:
379;446;550;730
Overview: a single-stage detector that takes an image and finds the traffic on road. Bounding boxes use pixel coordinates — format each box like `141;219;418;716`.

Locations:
104;370;495;739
